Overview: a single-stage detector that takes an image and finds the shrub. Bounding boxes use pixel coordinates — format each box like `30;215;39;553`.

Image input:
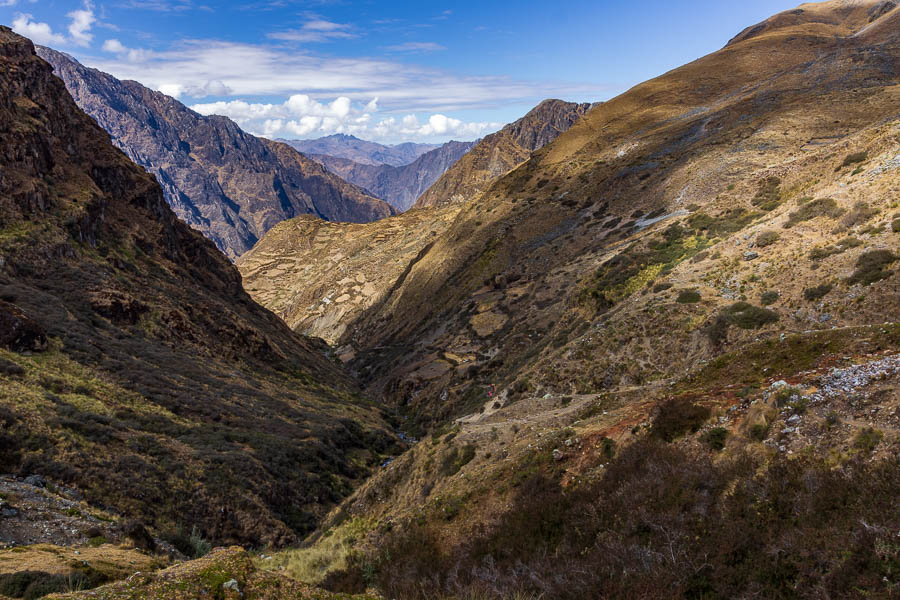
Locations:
439;444;477;477
854;428;883;453
846;250;898;286
839;151;868;169
701;427;729;451
760;291;779;306
652;282;673;293
784;198;845;229
756;230;780;247
651;398;711;442
809;246;842;260
123;521;156;552
677;289;701;304
892;218;900;233
749;423;770;441
803;284;833;301
751;177;783;211
721;302;779;329
600;436;616;460
838;202;878;230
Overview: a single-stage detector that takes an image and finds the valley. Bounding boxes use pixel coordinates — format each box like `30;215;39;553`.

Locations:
1;1;899;599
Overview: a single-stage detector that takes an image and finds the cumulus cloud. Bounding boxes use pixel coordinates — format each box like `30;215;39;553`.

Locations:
11;14;67;45
11;3;96;48
189;94;501;142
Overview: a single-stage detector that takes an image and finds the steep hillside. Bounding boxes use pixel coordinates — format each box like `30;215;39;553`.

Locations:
35;47;394;259
237;206;461;343
344;0;900;427
414;99;593;208
312;141;477;211
285;134;439;167
260;3;900;597
0;28;397;548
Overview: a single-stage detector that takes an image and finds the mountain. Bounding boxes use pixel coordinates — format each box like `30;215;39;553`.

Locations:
245;2;900;597
311;140;477;211
283;133;440;167
0;27;396;549
414;99;593;208
35;47;394;259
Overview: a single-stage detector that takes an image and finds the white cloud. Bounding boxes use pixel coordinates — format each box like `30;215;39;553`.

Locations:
384;42;446;53
267;18;356;43
67;5;95;47
12;3;96;48
189;93;500;142
11;14;67;45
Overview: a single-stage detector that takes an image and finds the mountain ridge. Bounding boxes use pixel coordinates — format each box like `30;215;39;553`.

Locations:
35;47;394;259
283;133;440;167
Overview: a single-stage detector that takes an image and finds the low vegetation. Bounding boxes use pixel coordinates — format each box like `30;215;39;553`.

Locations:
846;249;898;286
784;197;844;228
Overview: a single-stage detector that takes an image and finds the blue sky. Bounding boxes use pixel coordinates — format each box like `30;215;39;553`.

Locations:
5;0;803;143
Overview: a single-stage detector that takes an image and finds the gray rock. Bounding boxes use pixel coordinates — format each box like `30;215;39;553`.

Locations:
744;251;759;261
24;475;46;488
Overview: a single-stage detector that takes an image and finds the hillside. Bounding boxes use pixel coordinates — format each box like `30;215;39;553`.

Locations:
237;207;461;343
311;141;477;211
35;47;394;259
247;2;900;597
414;99;593;208
284;133;439;167
0;27;397;551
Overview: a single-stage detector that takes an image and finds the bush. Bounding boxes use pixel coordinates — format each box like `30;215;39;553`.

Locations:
721;302;779;329
846;250;898;286
854;428;883;453
838;202;878;230
600;436;616;460
784;198;845;229
840;151;868;169
760;291;779;306
749;423;770;441
439;444;477;477
893;219;900;233
751;177;782;211
803;284;833;301
676;289;701;304
651;398;711;442
809;246;842;261
756;230;780;247
652;282;673;293
701;427;729;451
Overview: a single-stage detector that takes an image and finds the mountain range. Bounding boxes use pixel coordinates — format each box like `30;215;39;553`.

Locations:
283;134;440;167
309;140;477;211
2;1;900;599
35;47;394;259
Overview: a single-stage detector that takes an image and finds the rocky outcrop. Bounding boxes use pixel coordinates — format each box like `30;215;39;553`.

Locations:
414;99;593;208
0;28;394;546
35;47;393;259
312;141;477;211
283;134;439;167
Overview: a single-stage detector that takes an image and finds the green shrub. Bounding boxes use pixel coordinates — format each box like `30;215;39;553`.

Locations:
749;423;769;441
600;437;616;460
651;398;711;442
677;289;701;304
701;427;729;451
839;202;877;230
751;177;783;211
854;428;883;453
846;250;898;286
721;302;779;329
838;237;863;249
652;282;673;293
87;535;107;547
439;444;477;477
809;246;842;260
803;284;832;301
784;198;845;229
892;219;900;233
756;230;780;247
840;151;868;169
760;291;779;306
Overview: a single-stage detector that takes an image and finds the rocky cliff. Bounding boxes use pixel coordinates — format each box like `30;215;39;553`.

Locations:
35;47;394;259
0;28;396;547
414;99;593;208
312;140;477;211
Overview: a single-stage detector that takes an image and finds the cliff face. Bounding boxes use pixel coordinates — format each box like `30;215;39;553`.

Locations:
312;140;477;211
0;28;395;546
35;47;394;259
414;99;593;208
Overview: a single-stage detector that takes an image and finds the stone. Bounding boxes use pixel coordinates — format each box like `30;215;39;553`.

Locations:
24;474;46;488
